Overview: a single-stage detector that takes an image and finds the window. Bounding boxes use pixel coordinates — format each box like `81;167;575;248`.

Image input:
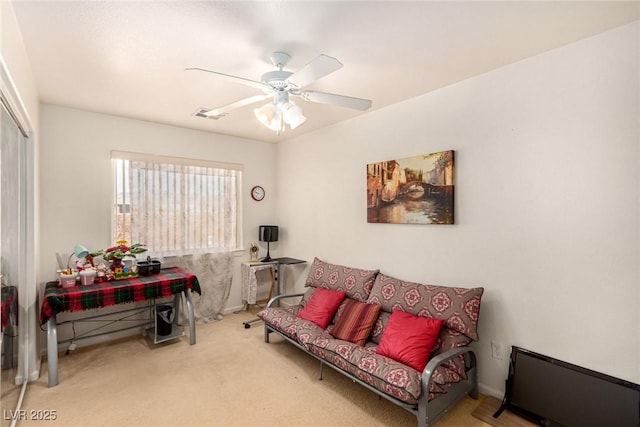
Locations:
111;151;242;255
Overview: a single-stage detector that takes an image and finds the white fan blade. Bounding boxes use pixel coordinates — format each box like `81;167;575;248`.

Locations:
185;67;267;90
201;94;271;118
300;91;372;111
287;54;343;88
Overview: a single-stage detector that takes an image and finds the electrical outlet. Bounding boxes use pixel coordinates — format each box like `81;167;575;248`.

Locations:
491;341;505;360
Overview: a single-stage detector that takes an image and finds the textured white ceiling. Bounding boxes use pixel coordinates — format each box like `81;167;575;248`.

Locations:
11;1;640;143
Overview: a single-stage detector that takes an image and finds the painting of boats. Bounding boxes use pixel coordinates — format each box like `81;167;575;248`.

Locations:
367;150;454;224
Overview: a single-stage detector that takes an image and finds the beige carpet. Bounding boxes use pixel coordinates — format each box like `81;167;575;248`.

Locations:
13;311;491;427
1;363;22;421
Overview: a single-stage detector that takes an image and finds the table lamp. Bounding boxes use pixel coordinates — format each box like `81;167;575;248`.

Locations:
258;225;278;262
67;244;89;272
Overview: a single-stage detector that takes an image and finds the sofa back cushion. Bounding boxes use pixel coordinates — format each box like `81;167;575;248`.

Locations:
305;257;379;302
366;273;483;342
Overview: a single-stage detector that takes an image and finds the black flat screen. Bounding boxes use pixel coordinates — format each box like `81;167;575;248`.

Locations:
503;347;639;427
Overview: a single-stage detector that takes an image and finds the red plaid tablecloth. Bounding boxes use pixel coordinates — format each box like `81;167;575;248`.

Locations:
40;267;201;324
2;285;18;330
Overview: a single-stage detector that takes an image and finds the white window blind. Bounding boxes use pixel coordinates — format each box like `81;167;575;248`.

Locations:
111;151;242;255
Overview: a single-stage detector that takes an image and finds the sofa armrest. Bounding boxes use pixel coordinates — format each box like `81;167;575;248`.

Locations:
266;292;305;308
422;346;477;388
418;346;478;427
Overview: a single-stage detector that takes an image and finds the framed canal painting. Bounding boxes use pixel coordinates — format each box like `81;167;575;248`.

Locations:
367;150;454;224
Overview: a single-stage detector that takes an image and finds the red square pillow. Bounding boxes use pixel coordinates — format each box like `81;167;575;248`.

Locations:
376;310;443;372
297;288;346;329
330;299;381;346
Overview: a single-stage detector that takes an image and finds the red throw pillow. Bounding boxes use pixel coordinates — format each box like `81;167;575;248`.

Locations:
330;299;381;346
376;310;443;372
297;288;346;329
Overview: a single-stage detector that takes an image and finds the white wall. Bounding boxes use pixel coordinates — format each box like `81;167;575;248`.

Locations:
39;105;278;315
276;22;640;397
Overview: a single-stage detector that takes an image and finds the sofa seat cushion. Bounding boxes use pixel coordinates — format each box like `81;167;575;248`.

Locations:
257;306;299;340
308;337;459;404
257;306;328;345
307;336;422;405
257;306;307;341
309;337;464;405
305;257;379;302
260;305;461;403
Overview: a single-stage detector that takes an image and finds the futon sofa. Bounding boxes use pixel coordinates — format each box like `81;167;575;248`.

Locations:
257;257;484;427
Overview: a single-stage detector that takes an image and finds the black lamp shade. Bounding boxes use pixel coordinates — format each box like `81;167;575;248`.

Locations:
259;225;279;242
258;225;278;262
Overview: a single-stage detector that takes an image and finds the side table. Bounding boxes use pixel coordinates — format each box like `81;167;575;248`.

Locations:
241;257;306;329
241;261;277;307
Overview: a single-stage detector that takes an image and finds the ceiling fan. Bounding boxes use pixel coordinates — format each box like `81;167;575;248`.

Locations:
187;51;372;134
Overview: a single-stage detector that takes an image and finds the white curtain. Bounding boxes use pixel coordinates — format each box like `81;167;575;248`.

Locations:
111;151;242;255
164;252;233;322
110;153;239;321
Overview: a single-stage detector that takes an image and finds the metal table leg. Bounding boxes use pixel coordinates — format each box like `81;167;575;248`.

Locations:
47;316;58;387
183;290;196;345
242;262;277;329
172;293;181;328
242;316;264;329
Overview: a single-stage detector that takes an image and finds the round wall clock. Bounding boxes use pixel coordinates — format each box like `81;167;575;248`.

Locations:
250;185;265;201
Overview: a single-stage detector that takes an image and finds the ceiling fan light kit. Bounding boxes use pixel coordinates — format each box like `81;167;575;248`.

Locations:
188;51;372;135
254;92;307;133
281;102;306;129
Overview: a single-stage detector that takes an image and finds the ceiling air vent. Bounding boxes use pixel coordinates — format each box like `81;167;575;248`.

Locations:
193;108;227;120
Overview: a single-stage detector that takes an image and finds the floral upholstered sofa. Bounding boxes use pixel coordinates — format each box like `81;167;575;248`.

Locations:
257;258;484;427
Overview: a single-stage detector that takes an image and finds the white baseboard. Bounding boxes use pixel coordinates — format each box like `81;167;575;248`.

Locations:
28;357;41;382
223;304;245;314
223;298;296;316
478;382;503;399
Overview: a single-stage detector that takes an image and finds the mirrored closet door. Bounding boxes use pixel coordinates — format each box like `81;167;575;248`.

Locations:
1;83;30;417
